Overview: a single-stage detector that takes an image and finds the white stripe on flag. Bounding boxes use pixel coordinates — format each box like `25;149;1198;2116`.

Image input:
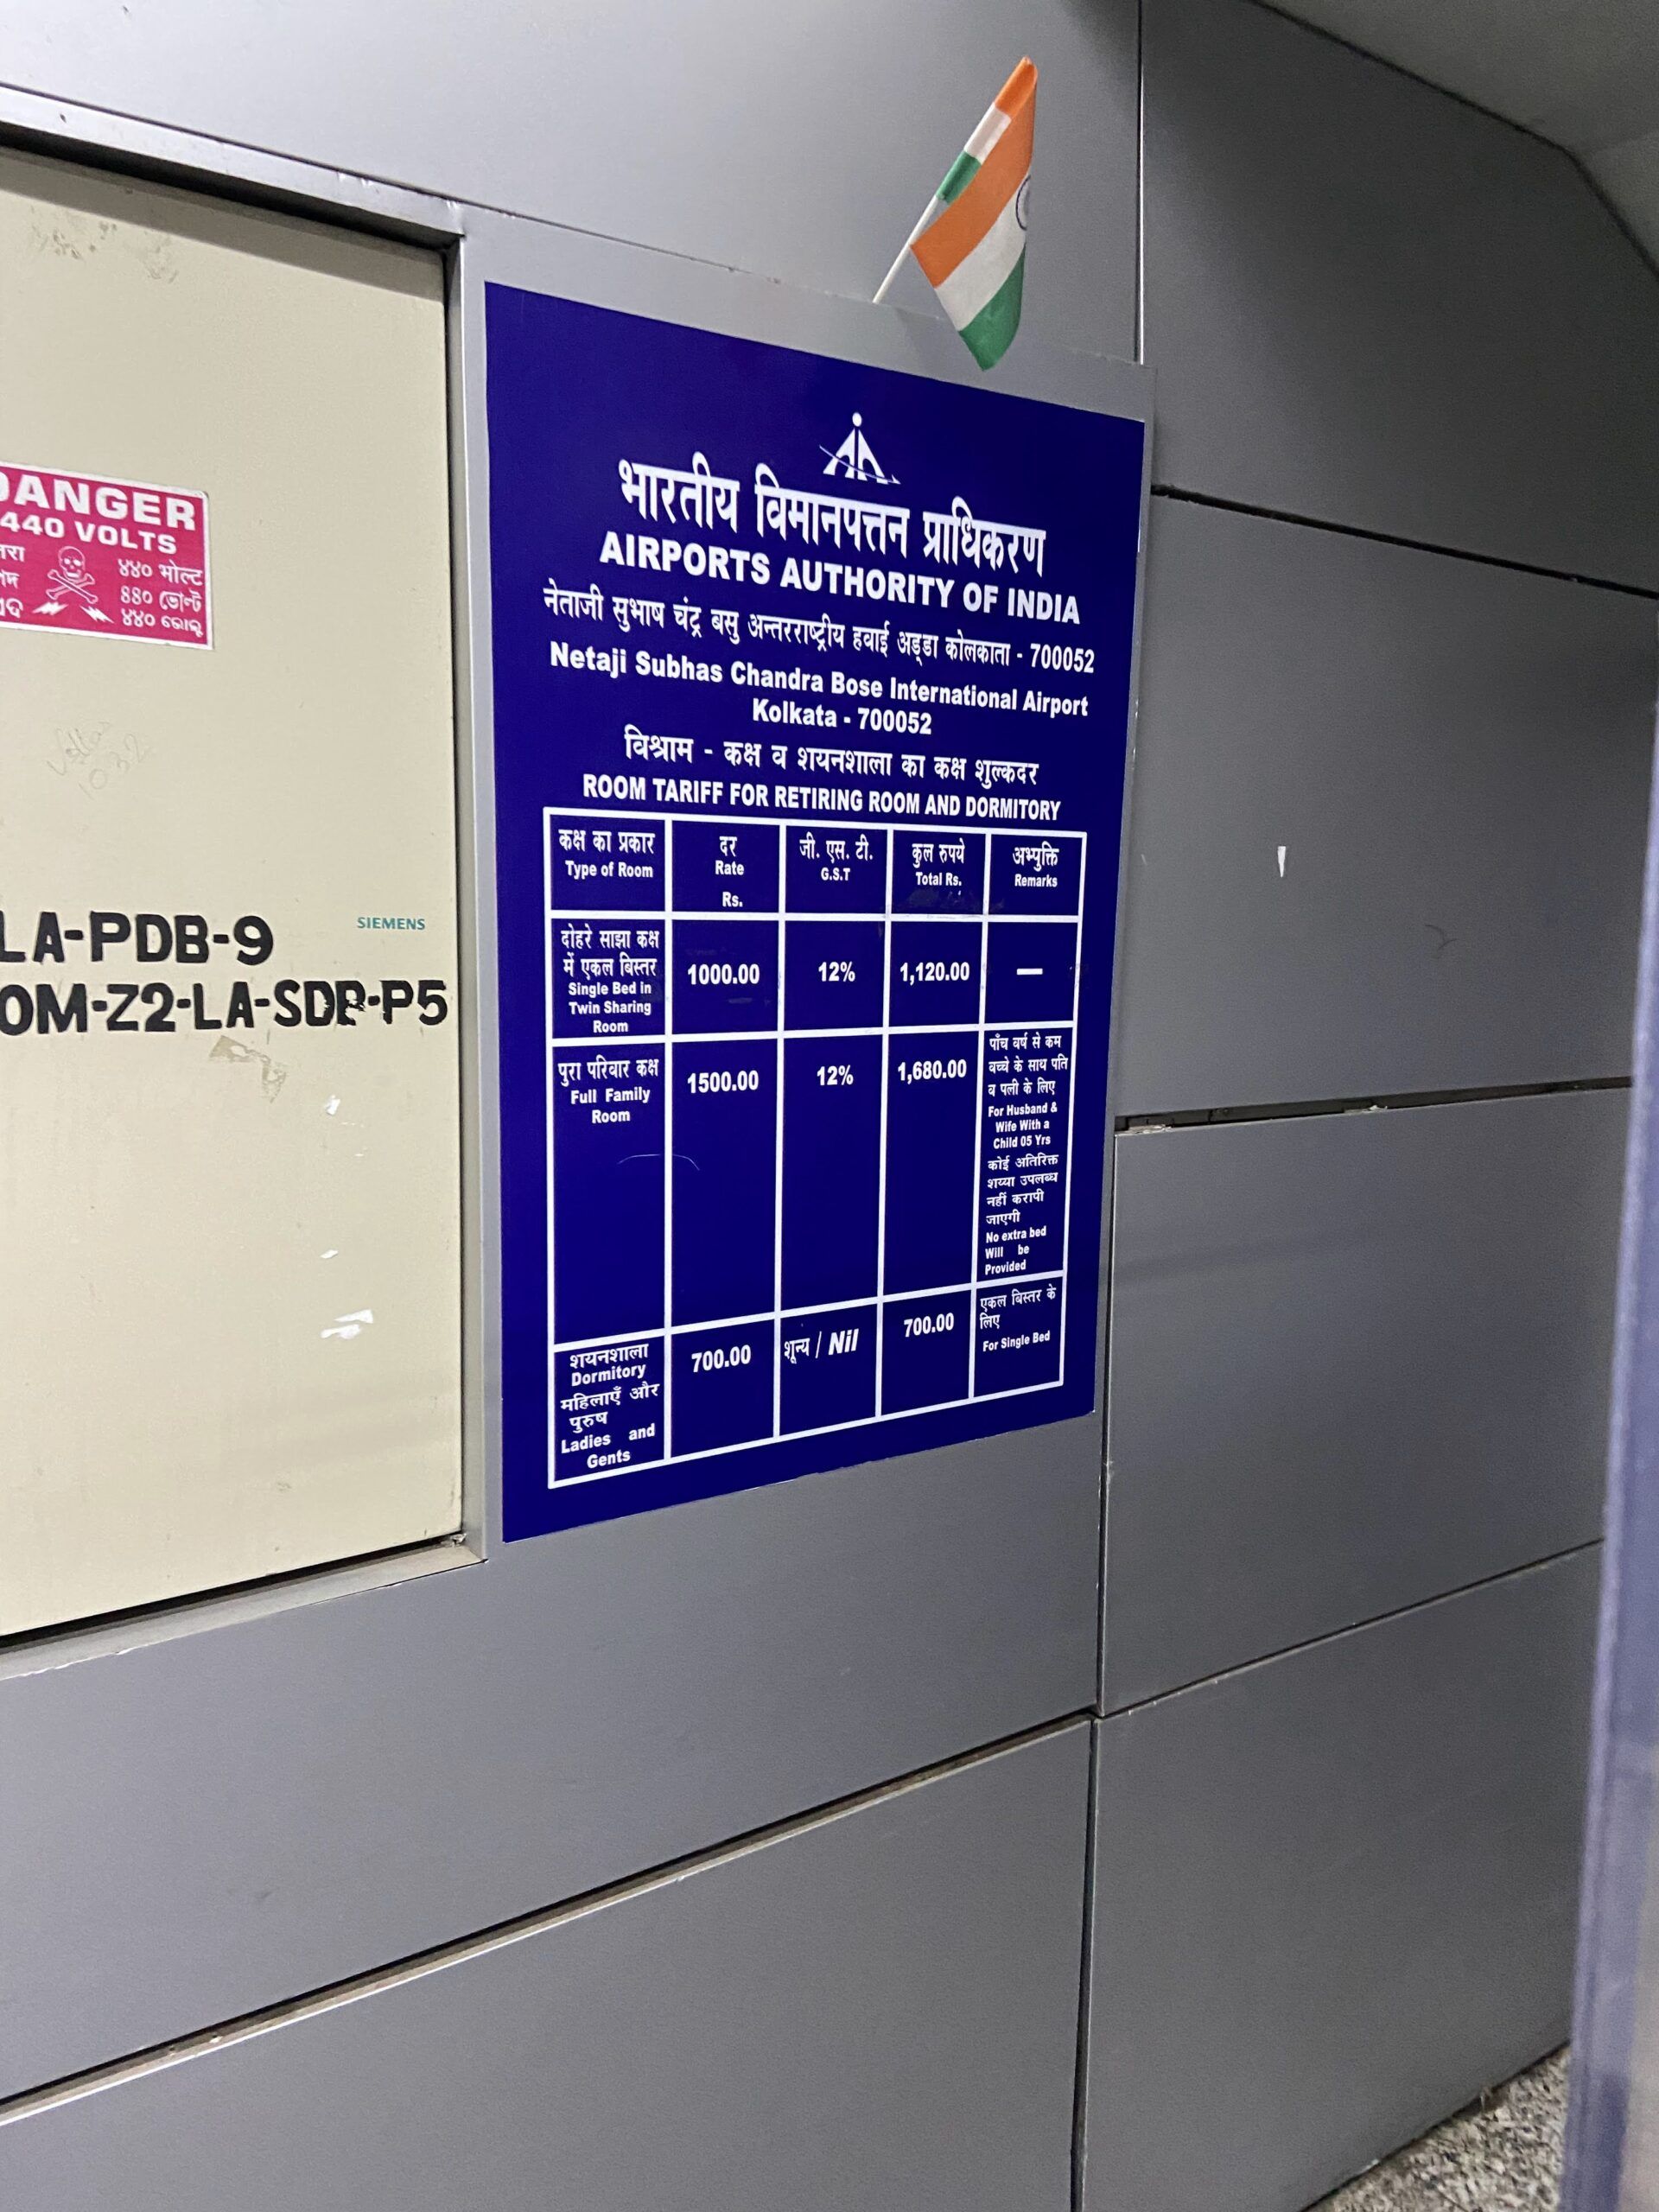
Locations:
963;100;1012;166
933;175;1028;331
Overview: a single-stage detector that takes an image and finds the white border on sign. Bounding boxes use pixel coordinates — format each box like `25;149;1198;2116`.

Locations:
0;459;214;650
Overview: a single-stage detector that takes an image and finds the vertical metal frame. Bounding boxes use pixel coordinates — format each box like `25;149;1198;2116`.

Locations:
1096;379;1156;1619
1564;701;1659;2212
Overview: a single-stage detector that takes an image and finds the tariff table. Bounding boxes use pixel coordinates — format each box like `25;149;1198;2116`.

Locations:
545;808;1084;1486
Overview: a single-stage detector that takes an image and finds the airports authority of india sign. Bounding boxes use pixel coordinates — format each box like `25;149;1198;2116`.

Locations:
486;283;1145;1540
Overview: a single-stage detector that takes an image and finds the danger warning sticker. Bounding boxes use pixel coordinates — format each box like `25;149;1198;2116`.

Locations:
0;462;211;648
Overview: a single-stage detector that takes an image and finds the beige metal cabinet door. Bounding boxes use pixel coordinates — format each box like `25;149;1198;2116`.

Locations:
0;150;461;1633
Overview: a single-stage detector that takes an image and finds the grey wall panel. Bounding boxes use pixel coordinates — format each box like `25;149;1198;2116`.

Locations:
0;1440;1098;2104
1104;1089;1624;1711
1115;498;1654;1116
1142;0;1659;591
1084;1554;1599;2212
0;1726;1090;2212
0;0;1138;361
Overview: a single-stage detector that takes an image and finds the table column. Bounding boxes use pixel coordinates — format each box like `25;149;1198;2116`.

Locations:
777;825;888;1440
666;818;782;1459
546;811;669;1485
877;830;989;1417
972;830;1085;1400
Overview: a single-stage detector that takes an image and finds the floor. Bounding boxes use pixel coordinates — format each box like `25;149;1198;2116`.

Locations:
1319;2051;1569;2209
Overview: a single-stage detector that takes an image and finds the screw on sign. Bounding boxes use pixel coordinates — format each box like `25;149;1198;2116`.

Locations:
0;461;212;647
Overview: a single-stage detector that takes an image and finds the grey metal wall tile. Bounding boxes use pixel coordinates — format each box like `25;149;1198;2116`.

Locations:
1115;498;1654;1116
1142;0;1659;589
1084;1553;1599;2212
0;0;1139;361
0;1438;1099;2104
1104;1090;1624;1711
0;1726;1090;2212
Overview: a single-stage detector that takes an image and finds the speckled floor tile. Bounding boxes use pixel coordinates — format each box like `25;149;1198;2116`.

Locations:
1318;2050;1568;2209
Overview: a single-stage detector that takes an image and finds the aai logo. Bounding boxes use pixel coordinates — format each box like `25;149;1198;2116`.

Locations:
820;413;898;486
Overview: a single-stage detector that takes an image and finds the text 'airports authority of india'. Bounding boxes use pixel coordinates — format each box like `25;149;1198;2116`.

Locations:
543;423;1097;828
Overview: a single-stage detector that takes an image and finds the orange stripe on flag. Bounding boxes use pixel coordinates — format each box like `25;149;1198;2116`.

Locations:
912;65;1037;287
994;55;1038;120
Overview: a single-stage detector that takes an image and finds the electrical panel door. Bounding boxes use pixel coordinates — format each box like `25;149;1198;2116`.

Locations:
0;151;461;1633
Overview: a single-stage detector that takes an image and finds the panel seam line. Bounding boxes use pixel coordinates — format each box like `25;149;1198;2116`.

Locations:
1117;1075;1630;1135
1152;485;1659;601
1100;1541;1605;1721
0;1710;1091;2123
1069;1719;1103;2212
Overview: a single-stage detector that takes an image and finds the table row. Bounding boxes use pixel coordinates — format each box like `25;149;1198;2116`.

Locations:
552;915;1080;1038
555;1281;1065;1480
548;812;1086;918
551;1027;1072;1342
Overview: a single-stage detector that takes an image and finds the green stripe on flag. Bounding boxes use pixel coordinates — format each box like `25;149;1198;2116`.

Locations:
958;252;1025;369
936;149;981;206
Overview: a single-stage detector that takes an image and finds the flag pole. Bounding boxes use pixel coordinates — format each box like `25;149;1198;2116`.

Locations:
873;195;942;305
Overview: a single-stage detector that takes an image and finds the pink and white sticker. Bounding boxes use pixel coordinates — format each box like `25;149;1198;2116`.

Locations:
0;462;212;648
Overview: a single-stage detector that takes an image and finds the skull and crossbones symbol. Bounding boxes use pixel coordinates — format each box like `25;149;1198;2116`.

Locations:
36;546;111;622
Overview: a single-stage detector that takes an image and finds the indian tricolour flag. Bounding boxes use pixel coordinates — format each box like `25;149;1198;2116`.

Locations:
883;60;1038;371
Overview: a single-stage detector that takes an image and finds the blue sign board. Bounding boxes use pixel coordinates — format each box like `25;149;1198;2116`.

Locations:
487;283;1145;1539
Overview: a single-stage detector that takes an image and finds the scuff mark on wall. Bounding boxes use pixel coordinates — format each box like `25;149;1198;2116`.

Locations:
208;1033;288;1102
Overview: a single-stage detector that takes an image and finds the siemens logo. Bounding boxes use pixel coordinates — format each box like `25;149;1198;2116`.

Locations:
356;916;426;931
